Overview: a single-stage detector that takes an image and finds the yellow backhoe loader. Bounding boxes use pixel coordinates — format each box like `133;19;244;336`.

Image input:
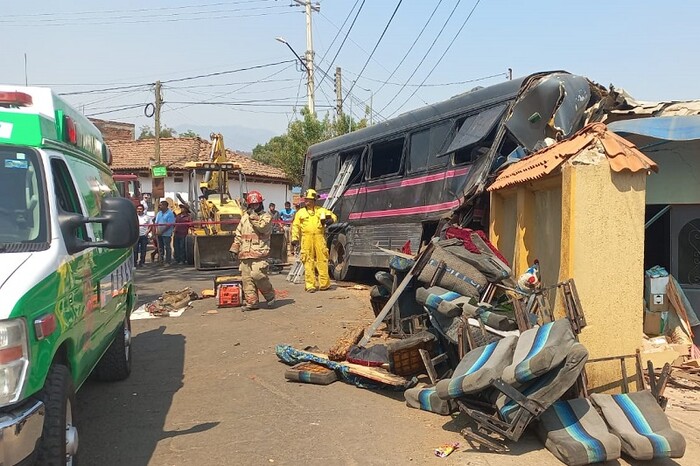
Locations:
181;133;245;270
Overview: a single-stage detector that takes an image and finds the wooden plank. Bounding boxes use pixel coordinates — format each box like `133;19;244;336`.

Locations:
328;326;364;361
298;349;409;386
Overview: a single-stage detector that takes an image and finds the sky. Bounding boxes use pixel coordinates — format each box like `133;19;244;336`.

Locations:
2;0;699;151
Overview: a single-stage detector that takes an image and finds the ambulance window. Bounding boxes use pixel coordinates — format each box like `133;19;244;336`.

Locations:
51;159;87;240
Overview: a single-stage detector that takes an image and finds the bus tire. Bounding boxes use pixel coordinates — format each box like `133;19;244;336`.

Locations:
330;233;353;281
94;315;132;382
37;364;78;466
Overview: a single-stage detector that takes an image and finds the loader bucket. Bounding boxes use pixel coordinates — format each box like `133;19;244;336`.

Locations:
193;235;239;270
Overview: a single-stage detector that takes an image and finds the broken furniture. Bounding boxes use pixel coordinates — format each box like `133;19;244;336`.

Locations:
590;390;686;460
284;362;338;385
385;331;437;377
536;398;622;466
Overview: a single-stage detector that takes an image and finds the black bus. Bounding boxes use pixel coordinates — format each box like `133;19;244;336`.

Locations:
304;71;601;280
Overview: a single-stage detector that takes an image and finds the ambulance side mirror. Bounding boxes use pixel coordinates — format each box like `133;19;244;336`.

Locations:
59;197;139;254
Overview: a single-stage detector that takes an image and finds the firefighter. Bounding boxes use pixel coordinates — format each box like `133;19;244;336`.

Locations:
229;190;276;310
291;188;338;292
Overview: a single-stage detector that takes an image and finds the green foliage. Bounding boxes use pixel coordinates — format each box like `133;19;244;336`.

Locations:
179;129;200;138
137;125;177;139
252;108;368;185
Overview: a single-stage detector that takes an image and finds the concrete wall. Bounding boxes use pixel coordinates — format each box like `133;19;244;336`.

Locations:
137;175;292;208
560;145;647;391
491;143;649;392
644;140;700;205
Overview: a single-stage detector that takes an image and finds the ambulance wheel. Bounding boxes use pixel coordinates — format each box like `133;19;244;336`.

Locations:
94;315;132;382
37;364;79;466
330;233;354;281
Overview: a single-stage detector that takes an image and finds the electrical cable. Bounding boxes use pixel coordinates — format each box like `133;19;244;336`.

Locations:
314;0;361;91
377;0;463;115
388;0;483;118
342;70;508;87
373;0;444;97
342;0;403;107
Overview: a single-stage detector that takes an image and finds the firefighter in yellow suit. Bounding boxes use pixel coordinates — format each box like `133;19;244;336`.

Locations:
291;189;338;292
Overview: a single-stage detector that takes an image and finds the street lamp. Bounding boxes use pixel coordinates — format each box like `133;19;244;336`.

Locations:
276;36;315;114
355;84;374;125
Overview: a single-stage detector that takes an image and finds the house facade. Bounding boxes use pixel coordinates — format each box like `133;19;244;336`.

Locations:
107;136;292;208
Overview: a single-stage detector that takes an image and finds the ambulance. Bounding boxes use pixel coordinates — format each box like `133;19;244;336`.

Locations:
0;86;138;465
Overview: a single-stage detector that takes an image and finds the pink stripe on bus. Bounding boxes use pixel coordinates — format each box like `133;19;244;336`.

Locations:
348;199;461;220
344;167;470;197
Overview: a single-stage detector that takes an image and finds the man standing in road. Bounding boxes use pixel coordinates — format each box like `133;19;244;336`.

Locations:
134;204;152;267
279;201;296;245
155;200;175;264
291;189;337;293
174;204;192;265
229;191;276;310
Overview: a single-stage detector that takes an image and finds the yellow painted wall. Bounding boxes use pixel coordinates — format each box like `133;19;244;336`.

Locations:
490;191;517;266
533;186;563;307
560;145;647;391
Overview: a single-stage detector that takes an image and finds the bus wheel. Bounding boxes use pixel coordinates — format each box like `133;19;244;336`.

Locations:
37;364;78;466
330;233;353;281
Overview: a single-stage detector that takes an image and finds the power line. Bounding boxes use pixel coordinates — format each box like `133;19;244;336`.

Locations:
315;0;366;92
342;0;403;106
377;0;462;115
373;0;444;97
60;84;150;96
5;10;296;27
343;69;507;87
389;0;483;118
162;60;295;84
314;1;361;91
169;78;298;90
2;0;275;18
85;103;148;117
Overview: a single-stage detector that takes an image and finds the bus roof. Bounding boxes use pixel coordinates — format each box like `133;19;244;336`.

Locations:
0;85;110;164
308;75;528;158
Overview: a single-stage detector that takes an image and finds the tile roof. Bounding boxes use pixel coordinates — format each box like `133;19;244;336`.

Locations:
488;123;659;192
108;137;289;182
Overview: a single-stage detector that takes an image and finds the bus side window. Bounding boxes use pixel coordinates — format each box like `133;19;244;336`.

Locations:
409;120;451;172
312;154;339;190
370;137;404;179
340;147;366;185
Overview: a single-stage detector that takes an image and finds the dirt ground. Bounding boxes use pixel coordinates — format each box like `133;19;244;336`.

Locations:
76;264;700;466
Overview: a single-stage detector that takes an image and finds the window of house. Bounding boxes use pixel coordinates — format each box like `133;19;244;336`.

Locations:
312;154;338;190
370;137;404;179
173;172;184;183
678;219;700;286
408;121;451;172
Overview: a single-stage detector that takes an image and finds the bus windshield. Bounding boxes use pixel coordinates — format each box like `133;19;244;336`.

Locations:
0;147;48;249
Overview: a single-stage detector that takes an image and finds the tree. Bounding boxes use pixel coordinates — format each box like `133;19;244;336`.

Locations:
138;125;177;139
180;129;200;138
252;108;367;186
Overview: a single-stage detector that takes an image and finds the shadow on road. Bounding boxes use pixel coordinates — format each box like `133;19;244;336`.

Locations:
77;325;217;466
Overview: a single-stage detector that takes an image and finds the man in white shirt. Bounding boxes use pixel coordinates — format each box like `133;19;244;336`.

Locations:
134;204;152;267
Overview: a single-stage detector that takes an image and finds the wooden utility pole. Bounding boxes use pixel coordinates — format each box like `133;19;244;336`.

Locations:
154;80;162;163
335;67;342;116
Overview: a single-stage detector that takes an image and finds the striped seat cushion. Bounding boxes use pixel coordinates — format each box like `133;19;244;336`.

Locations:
537;399;621;466
502;319;576;386
404;384;454;415
591;390;686;460
497;343;589;422
415;286;470;317
435;336;518;400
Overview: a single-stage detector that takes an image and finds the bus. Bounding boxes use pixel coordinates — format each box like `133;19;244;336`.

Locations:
304;71;601;280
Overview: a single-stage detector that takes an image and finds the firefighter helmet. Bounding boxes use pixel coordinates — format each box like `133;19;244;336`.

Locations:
303;188;318;200
246;190;264;204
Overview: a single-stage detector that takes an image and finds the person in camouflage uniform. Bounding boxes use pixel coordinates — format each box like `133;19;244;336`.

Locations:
229;190;276;310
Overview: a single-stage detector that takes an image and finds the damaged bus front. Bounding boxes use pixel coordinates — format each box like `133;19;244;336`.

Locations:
304;71;603;280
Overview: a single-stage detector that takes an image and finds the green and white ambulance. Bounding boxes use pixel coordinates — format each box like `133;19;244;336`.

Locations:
0;86;138;465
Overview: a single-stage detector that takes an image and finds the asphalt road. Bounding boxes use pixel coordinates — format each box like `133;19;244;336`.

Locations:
75;263;700;466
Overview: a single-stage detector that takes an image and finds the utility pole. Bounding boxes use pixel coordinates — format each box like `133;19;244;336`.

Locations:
154;81;162;164
335;67;342;116
293;0;318;115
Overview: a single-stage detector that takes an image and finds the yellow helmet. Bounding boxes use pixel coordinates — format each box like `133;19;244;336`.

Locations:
303;188;318;200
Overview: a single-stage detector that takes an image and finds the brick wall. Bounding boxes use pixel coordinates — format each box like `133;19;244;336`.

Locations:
89;118;135;142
